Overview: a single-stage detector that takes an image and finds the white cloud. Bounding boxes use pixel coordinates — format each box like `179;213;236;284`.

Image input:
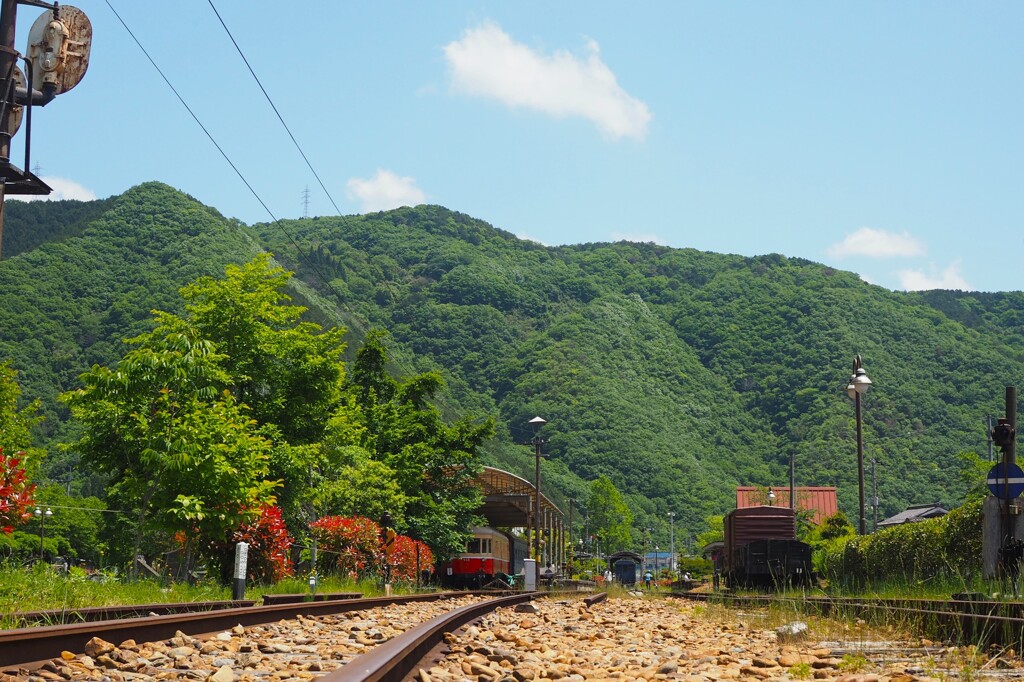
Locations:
11;176;96;202
825;227;926;259
610;231;666;245
443;22;652;140
516;232;550;246
346;170;426;213
897;261;973;291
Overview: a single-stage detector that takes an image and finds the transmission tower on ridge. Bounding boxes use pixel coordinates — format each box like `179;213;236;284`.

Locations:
302;186;310;219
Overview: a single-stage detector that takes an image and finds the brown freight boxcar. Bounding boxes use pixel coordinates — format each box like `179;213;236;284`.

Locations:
720;506;812;588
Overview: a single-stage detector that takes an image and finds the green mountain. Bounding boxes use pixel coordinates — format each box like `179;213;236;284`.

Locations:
1;182;1019;541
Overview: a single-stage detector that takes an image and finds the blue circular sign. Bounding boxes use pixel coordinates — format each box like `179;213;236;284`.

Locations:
987;462;1024;500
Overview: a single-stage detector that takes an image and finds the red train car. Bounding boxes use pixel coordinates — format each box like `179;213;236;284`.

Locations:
439;527;526;588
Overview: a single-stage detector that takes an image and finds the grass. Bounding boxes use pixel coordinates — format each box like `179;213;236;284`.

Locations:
0;562;431;628
788;663;813;679
0;563;232;627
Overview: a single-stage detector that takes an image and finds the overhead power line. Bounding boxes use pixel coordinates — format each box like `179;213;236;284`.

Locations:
206;0;344;217
103;0;348;308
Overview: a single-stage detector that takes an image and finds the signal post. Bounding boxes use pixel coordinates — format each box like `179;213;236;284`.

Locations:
0;0;91;258
982;387;1020;580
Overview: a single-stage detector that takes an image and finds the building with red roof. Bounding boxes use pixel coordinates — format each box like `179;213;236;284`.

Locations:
735;486;838;525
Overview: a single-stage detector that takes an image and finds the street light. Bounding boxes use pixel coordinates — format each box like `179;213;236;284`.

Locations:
529;416;547;565
846;355;872;535
642;527;652;577
35;506;51;561
667;511;676;576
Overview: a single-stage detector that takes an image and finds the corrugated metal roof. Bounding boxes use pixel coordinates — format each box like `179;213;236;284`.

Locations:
736;486;838;525
877;504;947;528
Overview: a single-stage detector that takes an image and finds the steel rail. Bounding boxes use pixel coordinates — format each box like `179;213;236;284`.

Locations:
318;592;541;682
0;592;485;671
9;600;256;627
673;592;1024;647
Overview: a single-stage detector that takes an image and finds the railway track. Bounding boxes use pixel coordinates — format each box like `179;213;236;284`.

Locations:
10;590;1024;681
673;592;1024;648
0;592;520;674
7;601;257;628
0;590;564;681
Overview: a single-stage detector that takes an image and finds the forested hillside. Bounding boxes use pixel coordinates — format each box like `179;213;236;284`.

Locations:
1;183;1020;543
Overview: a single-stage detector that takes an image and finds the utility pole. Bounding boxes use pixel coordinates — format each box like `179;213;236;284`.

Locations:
567;498;574;573
667;511;676;576
988;415;996;462
1007;387;1017;467
871;458;878;533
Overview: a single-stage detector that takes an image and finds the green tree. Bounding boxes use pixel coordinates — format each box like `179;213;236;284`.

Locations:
0;362;44;475
30;483;105;564
155;254;348;535
587;475;634;552
957;449;991;503
344;330;494;560
61;328;277;573
170;253;346;446
819;511;856;540
695;515;724;549
311;445;409;523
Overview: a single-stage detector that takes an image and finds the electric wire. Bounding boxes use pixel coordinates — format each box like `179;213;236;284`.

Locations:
206;0;344;217
102;0;279;225
205;1;402;305
103;0;347;307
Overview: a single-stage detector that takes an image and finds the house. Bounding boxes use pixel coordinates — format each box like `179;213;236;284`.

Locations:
876;503;947;529
736;486;838;525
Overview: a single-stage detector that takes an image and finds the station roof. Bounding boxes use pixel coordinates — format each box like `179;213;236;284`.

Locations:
473;466;564;528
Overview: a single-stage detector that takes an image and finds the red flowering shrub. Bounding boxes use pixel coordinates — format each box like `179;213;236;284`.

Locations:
311;516;381;576
0;448;35;534
311;516;433;582
386;534;433;582
231;505;294;583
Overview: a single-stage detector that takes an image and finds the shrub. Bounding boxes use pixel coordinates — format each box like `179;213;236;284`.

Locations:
387;534;433;582
310;515;433;583
0;449;35;534
817;500;983;586
311;516;381;577
230;505;294;583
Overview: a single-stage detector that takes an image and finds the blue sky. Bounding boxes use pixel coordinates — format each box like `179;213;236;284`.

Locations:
11;2;1022;292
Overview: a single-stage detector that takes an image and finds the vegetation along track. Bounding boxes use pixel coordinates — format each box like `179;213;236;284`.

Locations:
7;601;258;628
0;592;535;678
675;592;1024;649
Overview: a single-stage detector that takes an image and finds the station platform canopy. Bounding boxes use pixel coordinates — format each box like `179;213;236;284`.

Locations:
473;466;563;528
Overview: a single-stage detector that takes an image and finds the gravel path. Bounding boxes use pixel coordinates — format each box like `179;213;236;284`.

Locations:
419;594;1024;682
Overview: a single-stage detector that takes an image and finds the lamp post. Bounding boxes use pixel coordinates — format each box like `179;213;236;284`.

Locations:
642;527;651;577
35;506;51;561
667;511;676;576
529;417;547;563
567;498;575;573
846;355;873;535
